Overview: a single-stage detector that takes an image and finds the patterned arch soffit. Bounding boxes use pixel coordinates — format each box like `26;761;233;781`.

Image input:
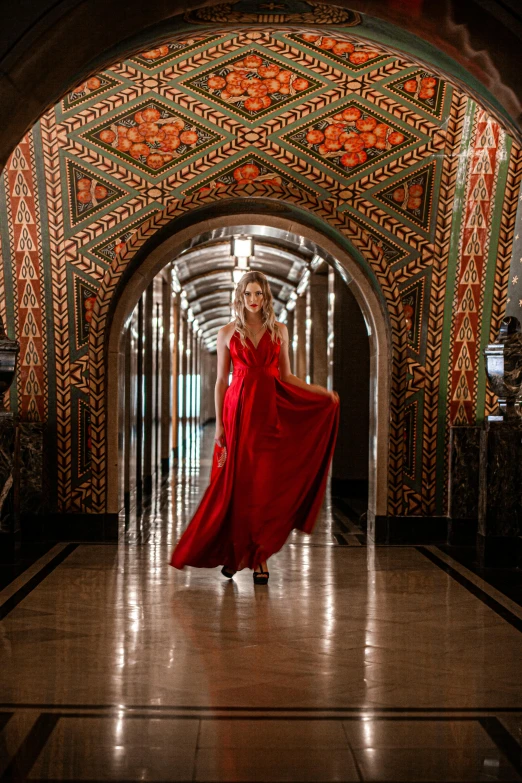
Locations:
90;184;409;517
89;23;520;144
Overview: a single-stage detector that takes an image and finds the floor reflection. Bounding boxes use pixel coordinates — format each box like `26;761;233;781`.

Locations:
1;422;521;781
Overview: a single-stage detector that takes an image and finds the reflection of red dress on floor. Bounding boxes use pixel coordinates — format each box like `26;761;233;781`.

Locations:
170;329;340;571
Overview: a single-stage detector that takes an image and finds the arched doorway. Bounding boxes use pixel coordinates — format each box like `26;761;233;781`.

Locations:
2;13;519;537
102;201;393;534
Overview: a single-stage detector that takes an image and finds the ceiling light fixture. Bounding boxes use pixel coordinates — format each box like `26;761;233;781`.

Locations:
232;236;253;259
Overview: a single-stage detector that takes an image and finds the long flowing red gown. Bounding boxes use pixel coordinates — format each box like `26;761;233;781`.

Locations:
170;328;340;571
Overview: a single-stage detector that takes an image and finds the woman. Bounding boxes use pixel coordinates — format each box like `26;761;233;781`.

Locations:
170;271;340;584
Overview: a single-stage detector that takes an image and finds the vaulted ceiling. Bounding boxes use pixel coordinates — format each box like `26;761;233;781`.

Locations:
23;25;469;353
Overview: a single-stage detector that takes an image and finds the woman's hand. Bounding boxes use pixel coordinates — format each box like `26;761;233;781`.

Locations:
328;390;340;405
214;422;225;448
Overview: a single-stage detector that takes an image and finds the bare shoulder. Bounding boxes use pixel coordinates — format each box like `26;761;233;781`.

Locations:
275;321;289;342
217;321;236;350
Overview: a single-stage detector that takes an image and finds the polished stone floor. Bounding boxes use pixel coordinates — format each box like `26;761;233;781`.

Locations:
0;422;521;781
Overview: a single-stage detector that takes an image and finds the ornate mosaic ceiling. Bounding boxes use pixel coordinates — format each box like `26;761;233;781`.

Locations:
53;27;453;348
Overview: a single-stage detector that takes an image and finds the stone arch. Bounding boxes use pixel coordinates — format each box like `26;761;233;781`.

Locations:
88;183;409;521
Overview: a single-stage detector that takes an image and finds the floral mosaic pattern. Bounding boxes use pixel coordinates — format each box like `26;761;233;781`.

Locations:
189;154;317;195
386;70;446;120
285;102;414;178
62;74;121;111
183;50;320;119
289;32;388;70
66;162;124;226
83;99;222;175
128;36;221;69
377;163;436;231
400;277;425;353
74;277;98;349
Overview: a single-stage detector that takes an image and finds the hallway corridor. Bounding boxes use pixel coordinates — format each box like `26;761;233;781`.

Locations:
1;427;521;782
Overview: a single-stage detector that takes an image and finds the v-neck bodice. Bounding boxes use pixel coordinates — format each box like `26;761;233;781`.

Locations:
246;328;267;351
229;328;280;374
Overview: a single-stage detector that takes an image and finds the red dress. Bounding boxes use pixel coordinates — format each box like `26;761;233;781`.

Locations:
170;328;340;571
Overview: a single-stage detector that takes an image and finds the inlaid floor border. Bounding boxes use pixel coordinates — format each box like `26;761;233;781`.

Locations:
0;544;77;620
1;710;521;783
416;546;522;633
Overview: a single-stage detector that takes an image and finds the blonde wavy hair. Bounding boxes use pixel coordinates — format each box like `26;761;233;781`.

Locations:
233;271;282;349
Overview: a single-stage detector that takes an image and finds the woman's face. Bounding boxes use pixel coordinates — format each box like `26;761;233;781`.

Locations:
243;281;264;314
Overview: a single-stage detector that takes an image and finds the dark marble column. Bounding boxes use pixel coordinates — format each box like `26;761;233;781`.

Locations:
19;422;45;515
0;415;17;560
448;426;481;544
478;421;522;566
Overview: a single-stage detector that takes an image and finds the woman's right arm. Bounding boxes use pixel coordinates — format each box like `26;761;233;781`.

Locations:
214;327;231;447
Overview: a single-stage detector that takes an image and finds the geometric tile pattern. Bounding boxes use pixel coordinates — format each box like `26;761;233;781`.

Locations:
128;36;223;70
287;32;390;72
182;49;321;121
77;398;92;479
448;109;503;426
66;160;126;227
62;73;123;113
400;274;425;355
82;98;223;177
2;134;47;421
0;26;520;518
427;91;470;515
283;100;417;181
73;275;98;352
186;152;318;195
374;161;436;232
385;70;447;121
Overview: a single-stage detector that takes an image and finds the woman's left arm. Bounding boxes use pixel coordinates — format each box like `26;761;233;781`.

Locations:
278;323;338;402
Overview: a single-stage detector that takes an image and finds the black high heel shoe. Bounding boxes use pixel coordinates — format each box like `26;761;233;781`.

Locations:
253;566;269;585
221;566;236;579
